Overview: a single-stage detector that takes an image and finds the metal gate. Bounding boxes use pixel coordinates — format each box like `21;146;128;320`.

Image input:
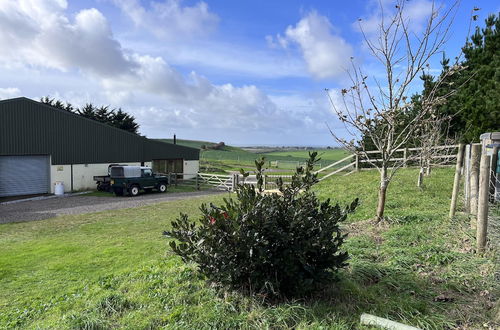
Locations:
0;155;50;197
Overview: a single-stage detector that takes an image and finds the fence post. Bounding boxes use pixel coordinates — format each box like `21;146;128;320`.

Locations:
463;144;471;213
403;148;408;167
196;174;200;190
489;147;498;202
477;153;491;253
469;144;481;218
449;143;465;219
355;153;359;172
263;175;267;190
417;167;424;188
231;174;237;191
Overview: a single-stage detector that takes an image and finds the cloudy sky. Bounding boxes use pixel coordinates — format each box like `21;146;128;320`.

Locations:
0;0;497;146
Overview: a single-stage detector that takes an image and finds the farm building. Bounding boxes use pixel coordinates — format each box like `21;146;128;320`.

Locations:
0;97;199;197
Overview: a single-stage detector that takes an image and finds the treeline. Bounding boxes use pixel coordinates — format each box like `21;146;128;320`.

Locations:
40;97;140;134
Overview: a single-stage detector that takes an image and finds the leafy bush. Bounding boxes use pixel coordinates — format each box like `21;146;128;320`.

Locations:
165;153;358;298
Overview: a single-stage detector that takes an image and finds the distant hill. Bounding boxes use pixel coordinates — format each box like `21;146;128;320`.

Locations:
157;139;213;149
156;138;349;167
157;139;244;152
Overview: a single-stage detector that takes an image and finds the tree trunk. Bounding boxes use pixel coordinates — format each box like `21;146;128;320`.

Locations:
376;167;388;222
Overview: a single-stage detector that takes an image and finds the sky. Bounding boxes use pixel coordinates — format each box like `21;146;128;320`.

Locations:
0;0;498;146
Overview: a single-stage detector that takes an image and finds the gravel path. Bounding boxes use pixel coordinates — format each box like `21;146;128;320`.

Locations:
0;190;226;224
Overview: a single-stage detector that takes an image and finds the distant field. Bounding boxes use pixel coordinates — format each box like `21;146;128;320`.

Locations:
262;149;350;161
158;139;215;149
157;139;352;173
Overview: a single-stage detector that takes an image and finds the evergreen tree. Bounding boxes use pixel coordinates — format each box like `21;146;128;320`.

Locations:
40;97;140;134
76;103;97;120
111;108;140;134
94;106;113;123
421;13;500;142
40;96;74;113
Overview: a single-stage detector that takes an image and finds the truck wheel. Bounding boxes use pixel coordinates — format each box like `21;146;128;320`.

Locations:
114;188;124;196
158;182;167;193
129;185;140;197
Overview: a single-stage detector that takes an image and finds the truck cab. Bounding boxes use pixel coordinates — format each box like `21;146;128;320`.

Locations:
109;166;168;197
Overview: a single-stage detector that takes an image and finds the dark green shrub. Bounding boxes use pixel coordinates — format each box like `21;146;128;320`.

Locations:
165;153;358;298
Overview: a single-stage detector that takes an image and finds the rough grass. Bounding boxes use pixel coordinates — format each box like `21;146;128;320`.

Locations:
0;168;498;329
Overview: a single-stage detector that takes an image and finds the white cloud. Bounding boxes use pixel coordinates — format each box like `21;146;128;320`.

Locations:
135;39;307;79
0;87;21;99
271;11;353;79
0;0;310;138
355;0;437;35
0;0;349;145
0;1;132;75
112;0;219;40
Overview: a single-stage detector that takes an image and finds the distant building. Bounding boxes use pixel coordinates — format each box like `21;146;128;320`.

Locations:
0;97;199;197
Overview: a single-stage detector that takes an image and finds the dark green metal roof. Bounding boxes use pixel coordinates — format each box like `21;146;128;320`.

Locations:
0;97;199;164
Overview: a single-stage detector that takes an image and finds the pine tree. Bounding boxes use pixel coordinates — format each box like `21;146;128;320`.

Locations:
425;13;500;142
41;97;140;134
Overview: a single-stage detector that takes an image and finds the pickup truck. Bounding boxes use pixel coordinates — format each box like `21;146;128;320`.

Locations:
93;164;125;192
109;166;169;197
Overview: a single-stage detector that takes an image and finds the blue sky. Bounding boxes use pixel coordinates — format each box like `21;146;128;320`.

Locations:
0;0;498;146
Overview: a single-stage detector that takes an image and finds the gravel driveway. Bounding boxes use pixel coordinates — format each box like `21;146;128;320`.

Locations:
0;190;226;224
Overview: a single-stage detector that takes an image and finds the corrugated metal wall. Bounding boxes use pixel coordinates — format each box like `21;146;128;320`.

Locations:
0;98;199;164
0;155;50;196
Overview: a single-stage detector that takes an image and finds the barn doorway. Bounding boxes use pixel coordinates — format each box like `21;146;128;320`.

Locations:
152;159;183;176
0;155;50;197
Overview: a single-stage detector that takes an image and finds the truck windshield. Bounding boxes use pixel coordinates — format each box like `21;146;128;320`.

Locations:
110;167;124;178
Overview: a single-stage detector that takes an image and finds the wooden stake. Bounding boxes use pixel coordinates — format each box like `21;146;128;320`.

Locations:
449;143;465;219
463;144;471;213
489;147;498;203
477;153;491;253
470;144;481;218
417;167;424;188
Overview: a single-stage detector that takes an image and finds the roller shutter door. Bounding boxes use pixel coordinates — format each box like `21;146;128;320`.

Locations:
0;155;50;197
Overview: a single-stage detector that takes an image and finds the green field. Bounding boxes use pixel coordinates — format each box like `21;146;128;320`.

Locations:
0;168;497;329
262;149;350;161
157;139;351;173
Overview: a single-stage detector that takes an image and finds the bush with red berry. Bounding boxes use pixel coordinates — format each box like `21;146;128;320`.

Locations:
165;152;358;298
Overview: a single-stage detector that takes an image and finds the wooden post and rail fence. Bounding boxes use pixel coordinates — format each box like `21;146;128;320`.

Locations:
313;144;459;181
168;143;464;191
449;142;499;253
170;141;498;253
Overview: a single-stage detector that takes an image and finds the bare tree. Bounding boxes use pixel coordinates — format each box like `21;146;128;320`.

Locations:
325;0;466;221
414;111;456;188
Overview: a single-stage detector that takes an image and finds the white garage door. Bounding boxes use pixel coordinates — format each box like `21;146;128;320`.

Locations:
0;155;50;197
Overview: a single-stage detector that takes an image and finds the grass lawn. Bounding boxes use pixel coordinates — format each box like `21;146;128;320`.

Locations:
0;168;497;329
